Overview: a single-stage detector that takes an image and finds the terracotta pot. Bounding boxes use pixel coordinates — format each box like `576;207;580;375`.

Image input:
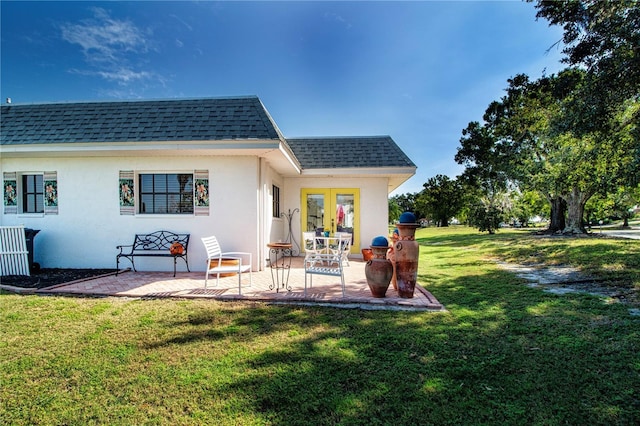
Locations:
386;246;397;291
395;222;420;298
397;222;419;241
361;248;374;261
365;246;393;298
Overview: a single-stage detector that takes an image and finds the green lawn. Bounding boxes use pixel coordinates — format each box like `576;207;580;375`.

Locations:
2;227;638;425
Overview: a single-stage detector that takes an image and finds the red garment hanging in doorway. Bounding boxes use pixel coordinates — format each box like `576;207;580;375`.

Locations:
336;204;344;225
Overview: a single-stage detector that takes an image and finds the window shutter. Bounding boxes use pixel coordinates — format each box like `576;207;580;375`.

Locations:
194;169;209;216
43;171;58;215
119;171;135;215
3;172;17;214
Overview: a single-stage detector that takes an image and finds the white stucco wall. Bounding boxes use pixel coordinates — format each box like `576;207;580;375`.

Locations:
1;155;260;271
2;155;394;271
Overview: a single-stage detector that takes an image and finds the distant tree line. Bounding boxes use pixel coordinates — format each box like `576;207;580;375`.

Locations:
390;1;639;234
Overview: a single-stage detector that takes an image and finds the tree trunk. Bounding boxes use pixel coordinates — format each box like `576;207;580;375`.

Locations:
547;196;566;233
562;187;590;234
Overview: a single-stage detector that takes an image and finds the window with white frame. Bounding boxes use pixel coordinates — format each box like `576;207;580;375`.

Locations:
2;171;57;215
139;173;194;214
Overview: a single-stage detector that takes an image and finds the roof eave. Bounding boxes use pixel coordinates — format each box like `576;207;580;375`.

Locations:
0;139;283;157
300;166;416;176
300;166;417;194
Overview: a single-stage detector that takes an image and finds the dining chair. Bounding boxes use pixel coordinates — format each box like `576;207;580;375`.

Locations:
201;235;252;294
333;232;352;266
302;231;323;266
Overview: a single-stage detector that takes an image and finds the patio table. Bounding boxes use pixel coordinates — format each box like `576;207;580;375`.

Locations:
312;236;347;260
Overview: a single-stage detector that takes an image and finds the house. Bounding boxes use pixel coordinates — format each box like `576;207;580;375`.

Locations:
1;96;416;272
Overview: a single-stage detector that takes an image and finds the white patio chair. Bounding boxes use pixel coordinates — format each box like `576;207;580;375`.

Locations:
201;236;252;294
304;251;345;297
333;232;352;266
302;231;323;267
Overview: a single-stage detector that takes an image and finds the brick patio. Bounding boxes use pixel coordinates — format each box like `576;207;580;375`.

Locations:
31;257;445;311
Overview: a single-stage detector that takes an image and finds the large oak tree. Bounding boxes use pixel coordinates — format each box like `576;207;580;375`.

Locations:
457;69;636;233
456;1;639;233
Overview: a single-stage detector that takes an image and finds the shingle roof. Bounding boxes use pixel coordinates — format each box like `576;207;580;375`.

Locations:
0;96;282;145
0;98;416;176
285;136;416;170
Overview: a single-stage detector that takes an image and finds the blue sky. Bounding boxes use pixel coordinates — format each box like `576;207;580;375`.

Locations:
1;1;565;194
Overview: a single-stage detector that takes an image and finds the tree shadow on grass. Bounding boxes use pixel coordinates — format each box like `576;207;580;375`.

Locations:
138;268;639;425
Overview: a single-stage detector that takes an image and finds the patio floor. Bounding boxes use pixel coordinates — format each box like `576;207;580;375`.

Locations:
33;257;445;311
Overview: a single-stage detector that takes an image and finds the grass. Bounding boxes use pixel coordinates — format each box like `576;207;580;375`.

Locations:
1;227;639;425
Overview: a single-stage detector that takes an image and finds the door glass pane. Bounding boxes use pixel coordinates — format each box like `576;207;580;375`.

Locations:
335;193;354;234
306;194;324;232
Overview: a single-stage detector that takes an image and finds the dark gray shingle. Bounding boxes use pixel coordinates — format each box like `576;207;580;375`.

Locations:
285;136;416;170
0;96;281;145
1;98;416;174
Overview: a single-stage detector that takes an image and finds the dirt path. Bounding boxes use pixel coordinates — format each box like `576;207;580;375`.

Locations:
496;261;639;315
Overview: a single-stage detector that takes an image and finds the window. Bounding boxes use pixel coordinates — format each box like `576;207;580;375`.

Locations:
3;171;57;215
139;174;193;214
22;174;44;213
272;185;280;218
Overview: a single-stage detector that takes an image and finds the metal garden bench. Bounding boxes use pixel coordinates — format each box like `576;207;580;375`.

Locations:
116;230;190;277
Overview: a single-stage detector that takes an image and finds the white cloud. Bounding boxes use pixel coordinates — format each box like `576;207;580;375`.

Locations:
60;7;162;90
323;12;352;29
61;7;149;64
97;68;152;84
169;14;193;32
68;67;151;85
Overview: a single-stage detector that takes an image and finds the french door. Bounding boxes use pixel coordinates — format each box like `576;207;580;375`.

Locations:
301;188;360;252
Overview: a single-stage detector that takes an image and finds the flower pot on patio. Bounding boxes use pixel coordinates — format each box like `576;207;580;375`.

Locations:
364;236;393;298
395;213;420;298
361;248;373;261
